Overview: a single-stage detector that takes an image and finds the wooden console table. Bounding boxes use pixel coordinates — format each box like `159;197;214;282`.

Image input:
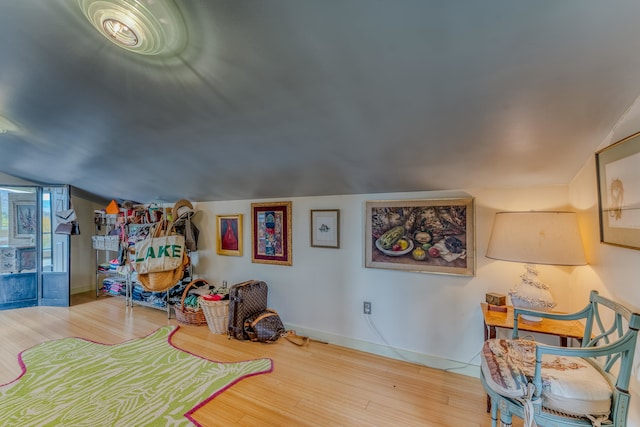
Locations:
481;303;585;347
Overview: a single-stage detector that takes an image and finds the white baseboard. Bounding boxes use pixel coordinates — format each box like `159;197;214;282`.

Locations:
71;285;95;295
284;322;480;378
70;288;479;377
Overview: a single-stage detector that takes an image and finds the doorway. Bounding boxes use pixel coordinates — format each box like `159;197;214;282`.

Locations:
0;185;70;309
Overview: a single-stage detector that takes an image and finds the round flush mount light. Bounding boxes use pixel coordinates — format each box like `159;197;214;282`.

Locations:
102;18;139;46
78;0;187;56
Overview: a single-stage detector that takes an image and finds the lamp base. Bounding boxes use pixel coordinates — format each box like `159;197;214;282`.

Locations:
508;264;555;322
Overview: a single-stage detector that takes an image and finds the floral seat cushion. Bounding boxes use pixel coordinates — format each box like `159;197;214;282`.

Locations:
481;339;612;418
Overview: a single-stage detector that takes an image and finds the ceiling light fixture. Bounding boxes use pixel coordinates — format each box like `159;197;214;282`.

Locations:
78;0;187;56
102;18;139;46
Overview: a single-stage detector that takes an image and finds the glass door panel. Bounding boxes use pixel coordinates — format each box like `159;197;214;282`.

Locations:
0;186;38;309
40;186;70;306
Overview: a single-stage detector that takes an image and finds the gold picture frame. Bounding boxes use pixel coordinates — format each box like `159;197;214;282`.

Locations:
251;201;292;265
365;197;475;276
216;214;243;256
596;131;640;249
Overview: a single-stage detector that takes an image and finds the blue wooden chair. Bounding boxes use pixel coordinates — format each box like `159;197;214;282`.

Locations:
480;290;639;427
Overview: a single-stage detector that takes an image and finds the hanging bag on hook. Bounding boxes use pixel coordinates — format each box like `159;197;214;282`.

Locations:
133;220;185;274
55;198;80;235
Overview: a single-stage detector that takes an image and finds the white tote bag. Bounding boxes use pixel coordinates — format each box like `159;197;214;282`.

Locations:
133;221;186;274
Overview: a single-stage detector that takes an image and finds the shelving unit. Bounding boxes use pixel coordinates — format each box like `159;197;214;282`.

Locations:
93;214;127;302
92;204;197;319
129;280;185;318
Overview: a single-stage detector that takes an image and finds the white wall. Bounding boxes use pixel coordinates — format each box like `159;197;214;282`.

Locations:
569;98;640;424
70;196;102;294
189;167;640;419
0;172;33;185
191;185;579;372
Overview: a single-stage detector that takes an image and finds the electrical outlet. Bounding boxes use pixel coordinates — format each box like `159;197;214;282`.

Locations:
363;301;372;315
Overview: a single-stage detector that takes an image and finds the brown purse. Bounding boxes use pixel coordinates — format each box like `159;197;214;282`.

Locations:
244;309;285;343
243;309;310;346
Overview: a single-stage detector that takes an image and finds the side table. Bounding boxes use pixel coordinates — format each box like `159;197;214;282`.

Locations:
481;303;585;346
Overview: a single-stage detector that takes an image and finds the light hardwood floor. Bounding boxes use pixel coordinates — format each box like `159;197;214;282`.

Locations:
0;293;522;426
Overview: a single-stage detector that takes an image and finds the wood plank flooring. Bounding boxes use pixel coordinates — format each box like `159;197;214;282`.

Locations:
0;293;523;426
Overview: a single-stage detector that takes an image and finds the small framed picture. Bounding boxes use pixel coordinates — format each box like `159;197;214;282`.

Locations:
310;209;340;248
251;201;292;265
596;131;640;249
216;214;243;256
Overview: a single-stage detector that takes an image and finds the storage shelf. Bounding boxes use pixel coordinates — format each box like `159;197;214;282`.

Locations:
129;280;178;318
93;209;193;320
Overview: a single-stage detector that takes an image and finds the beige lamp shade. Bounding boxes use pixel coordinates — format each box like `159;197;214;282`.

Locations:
486;211;587;266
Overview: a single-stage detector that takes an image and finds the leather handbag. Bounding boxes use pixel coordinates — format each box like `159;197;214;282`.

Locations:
55;222;73;235
244;309;286;343
55;208;77;223
55;221;80;235
54;198;80;235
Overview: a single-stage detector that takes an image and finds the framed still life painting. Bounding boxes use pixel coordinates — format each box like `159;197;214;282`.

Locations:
251;201;292;265
216;214;243;256
365;197;475;276
596;131;640;249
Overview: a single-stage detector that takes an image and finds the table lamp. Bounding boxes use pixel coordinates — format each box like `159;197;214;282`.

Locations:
486;211;587;321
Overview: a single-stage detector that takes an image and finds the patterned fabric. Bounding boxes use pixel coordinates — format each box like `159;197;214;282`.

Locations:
481;339;612;419
228;280;268;340
0;326;273;426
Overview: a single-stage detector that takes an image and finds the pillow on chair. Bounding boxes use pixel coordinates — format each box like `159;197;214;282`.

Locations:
481;339;613;419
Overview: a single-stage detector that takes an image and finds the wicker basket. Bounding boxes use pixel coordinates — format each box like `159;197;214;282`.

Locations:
174;280;208;326
199;297;229;334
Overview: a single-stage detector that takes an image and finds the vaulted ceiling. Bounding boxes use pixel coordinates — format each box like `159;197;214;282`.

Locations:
1;1;640;203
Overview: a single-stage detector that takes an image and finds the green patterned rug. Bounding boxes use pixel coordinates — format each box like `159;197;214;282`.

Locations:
0;325;272;426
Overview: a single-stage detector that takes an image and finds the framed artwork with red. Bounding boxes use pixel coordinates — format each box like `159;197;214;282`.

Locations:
216;214;243;256
251;201;292;265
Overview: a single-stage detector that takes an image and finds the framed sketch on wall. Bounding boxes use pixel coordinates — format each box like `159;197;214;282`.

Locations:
216;214;243;256
251;201;292;265
310;209;339;248
9;193;37;245
596;131;640;249
365;197;475;276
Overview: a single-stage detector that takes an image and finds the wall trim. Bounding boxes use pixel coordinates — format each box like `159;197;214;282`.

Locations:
285;322;480;378
72;285;95;295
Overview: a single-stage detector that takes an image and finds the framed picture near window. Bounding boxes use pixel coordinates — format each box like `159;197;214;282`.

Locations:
596;131;640;249
310;209;340;248
216;214;243;256
9;194;37;245
251;201;292;265
365;197;475;276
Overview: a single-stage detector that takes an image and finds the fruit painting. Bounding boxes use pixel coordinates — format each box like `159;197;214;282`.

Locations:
365;197;475;276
